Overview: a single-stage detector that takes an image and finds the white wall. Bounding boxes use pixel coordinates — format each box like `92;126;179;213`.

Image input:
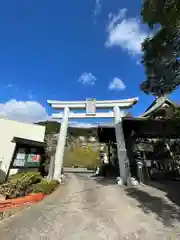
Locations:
0;118;45;181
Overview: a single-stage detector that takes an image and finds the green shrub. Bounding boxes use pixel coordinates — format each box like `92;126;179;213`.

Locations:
8;172;25;183
0;172;43;199
32;179;59;195
3;173;58;197
8;172;42;184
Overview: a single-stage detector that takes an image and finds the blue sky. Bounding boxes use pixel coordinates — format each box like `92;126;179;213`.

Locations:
0;0;179;126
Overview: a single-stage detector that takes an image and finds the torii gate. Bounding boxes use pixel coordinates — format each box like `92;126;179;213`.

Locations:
48;98;138;184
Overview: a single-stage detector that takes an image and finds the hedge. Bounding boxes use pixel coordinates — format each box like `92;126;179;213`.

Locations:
32;179;59;195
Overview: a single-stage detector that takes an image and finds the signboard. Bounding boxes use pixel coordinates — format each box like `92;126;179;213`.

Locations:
13;148;26;167
27;148;40;164
134;143;154;152
86;98;96;115
13;147;41;168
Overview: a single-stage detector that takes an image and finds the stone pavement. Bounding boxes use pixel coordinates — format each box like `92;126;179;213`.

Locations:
0;173;180;239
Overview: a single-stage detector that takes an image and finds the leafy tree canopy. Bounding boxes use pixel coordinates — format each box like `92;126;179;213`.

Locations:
140;0;180;96
141;0;180;28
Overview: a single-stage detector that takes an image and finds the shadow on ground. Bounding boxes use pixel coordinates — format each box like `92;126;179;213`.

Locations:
125;186;180;227
145;180;180;207
91;176;117;186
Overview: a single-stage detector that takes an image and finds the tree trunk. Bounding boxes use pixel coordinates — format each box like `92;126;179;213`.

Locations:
47;155;55;181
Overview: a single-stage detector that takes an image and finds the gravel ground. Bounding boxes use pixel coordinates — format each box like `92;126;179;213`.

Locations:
0;173;180;239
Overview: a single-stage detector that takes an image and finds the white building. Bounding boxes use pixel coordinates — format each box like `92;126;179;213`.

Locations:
0;118;45;183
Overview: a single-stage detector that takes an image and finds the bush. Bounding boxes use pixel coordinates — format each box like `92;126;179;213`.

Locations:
8;172;42;184
0;172;43;199
2;172;59;198
32;180;59;195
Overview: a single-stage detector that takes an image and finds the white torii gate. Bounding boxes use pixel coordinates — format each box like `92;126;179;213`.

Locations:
47;98;138;184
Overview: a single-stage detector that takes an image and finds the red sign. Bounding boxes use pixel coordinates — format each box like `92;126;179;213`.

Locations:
32;155;38;161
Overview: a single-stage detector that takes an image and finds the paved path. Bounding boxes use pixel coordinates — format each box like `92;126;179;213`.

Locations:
63;167;94;173
1;173;180;239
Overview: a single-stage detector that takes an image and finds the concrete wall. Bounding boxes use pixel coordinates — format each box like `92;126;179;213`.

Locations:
0;118;45;181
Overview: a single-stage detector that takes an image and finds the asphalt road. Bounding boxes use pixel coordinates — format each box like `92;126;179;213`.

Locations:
0;173;180;239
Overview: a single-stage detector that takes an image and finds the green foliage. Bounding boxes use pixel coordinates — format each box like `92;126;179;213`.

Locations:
32;179;59;195
64;145;100;169
0;172;43;199
140;0;180;96
8;172;42;184
68;127;97;138
173;106;180;118
2;172;59;197
36;121;101;170
141;0;180;28
36;121;60;135
140;30;180;96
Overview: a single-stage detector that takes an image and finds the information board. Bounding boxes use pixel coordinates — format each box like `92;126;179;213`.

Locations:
13;147;41;168
13;148;26;167
26;148;40;166
86;98;96;115
134;143;154;152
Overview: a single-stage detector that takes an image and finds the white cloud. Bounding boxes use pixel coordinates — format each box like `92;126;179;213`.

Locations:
105;9;148;55
0;99;49;123
108;77;126;91
0;99;128;128
107;8;127;31
78;72;97;86
93;0;101;18
0;99;103;128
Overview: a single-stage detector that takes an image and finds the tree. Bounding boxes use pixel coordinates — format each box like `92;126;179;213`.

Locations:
63;145;99;169
174;106;180;118
140;0;180;96
37;121;61;135
141;0;180;28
